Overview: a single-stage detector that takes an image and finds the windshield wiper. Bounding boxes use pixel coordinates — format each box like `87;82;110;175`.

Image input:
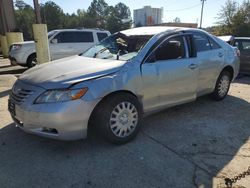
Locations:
93;47;108;58
116;50;120;60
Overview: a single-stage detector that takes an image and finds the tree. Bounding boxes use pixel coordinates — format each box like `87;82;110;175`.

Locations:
40;1;65;30
106;3;132;33
173;17;181;23
216;0;238;34
13;0;132;39
15;0;28;9
87;0;109;28
15;0;35;40
231;0;250;36
215;0;250;36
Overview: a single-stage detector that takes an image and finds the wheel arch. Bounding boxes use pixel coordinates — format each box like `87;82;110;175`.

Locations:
87;90;143;129
26;52;36;64
221;65;234;81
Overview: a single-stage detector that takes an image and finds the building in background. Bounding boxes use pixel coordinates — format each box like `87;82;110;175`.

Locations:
157;22;198;28
134;6;163;27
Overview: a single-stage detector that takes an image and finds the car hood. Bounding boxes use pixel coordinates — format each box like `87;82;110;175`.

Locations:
19;55;126;89
14;41;35;45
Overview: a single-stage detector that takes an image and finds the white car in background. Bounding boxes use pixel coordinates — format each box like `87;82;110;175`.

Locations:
9;28;111;67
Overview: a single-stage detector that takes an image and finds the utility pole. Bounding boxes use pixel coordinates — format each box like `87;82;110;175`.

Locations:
200;0;206;28
33;0;42;24
0;0;23;58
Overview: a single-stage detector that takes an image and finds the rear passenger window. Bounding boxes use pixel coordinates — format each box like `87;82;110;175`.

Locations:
54;32;94;43
55;32;75;43
208;37;221;49
75;32;94;42
193;33;211;52
242;41;250;50
97;33;108;41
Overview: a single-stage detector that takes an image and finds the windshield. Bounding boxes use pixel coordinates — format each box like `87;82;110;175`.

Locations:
82;33;153;61
48;30;57;39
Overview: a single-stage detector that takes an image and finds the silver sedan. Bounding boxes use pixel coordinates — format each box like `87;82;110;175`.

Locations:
8;27;240;144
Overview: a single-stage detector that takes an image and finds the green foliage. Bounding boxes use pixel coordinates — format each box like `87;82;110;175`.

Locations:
214;0;250;36
87;0;109;28
14;0;132;40
173;17;181;23
15;2;35;40
40;1;65;30
106;3;132;33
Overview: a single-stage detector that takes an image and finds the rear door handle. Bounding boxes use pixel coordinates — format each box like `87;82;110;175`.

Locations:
188;64;198;70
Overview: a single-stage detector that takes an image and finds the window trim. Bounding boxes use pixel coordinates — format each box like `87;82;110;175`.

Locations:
207;36;222;50
52;31;94;43
75;31;94;43
97;32;109;42
240;40;250;51
189;31;212;53
143;33;193;64
53;31;75;43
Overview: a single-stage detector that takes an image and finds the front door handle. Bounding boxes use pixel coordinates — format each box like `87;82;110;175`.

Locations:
188;64;198;70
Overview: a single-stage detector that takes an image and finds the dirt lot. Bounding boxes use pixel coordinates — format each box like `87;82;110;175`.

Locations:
0;57;250;188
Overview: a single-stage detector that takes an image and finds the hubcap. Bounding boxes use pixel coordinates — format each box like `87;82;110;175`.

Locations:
218;75;230;97
109;102;138;138
31;57;37;67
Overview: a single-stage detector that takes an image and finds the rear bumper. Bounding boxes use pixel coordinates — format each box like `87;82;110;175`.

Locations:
10;99;99;141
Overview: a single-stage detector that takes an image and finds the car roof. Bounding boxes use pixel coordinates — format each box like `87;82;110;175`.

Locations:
234;37;250;40
52;28;109;33
119;26;204;36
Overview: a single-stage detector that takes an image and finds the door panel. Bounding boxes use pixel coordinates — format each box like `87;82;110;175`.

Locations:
49;31;95;60
196;49;224;95
50;43;75;60
140;35;198;112
74;42;95;54
141;58;198;111
240;49;250;73
191;32;224;95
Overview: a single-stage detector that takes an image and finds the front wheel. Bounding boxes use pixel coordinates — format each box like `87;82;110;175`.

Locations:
211;71;231;101
26;54;37;68
94;94;142;144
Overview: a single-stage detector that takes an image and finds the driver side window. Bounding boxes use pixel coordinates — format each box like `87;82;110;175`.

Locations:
149;36;186;62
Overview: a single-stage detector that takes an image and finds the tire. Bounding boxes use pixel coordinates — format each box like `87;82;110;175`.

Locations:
26;53;37;68
94;93;142;144
211;71;232;101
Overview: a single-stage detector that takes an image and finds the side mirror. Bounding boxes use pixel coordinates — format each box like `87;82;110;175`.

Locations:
51;38;58;44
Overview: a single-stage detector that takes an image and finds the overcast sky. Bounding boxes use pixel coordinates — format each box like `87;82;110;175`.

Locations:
24;0;244;27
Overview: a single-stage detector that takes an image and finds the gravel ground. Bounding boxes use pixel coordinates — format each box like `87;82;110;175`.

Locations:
0;58;250;188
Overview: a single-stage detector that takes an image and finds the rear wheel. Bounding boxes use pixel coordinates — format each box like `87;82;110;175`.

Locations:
211;71;231;101
94;93;142;144
26;53;37;68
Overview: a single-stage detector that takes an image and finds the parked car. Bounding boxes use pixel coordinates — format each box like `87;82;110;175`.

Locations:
8;26;239;144
8;28;111;67
218;35;250;74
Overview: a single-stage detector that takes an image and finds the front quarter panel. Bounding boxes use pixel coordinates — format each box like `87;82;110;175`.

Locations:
72;61;144;107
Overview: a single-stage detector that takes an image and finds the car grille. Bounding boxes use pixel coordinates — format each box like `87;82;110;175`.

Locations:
10;87;34;105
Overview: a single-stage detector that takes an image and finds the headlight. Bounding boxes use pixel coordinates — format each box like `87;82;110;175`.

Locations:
34;88;88;104
11;44;22;51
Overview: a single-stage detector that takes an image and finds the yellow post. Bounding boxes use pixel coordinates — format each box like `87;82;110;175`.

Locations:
0;35;1;55
6;32;24;48
32;24;50;64
0;35;9;58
